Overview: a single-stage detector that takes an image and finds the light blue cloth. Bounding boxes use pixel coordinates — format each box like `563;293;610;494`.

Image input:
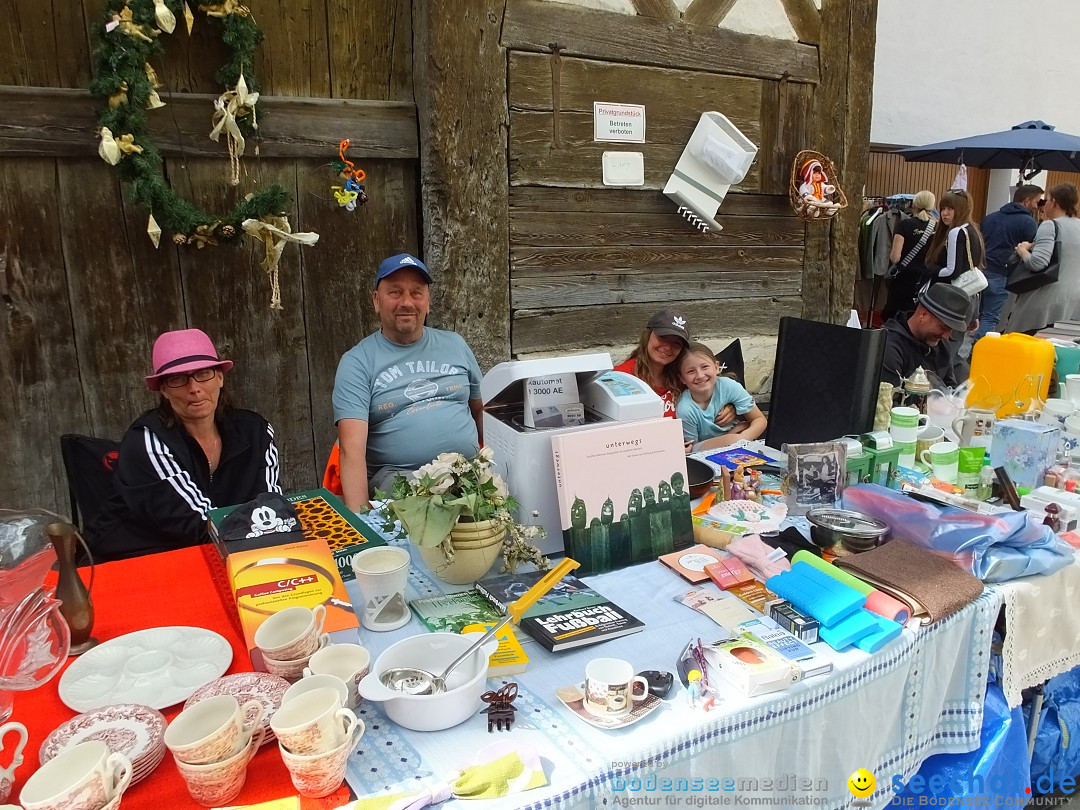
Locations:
843;484;1075;582
676;378;755;443
332;327;482;469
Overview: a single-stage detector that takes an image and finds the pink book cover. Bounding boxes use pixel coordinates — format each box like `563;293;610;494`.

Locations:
550;419;693;575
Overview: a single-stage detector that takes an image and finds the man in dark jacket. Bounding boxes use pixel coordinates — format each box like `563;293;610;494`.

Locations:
882;285;973;388
974;184;1042;340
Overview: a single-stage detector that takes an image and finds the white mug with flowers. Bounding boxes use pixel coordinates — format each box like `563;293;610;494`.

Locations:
376;448;548;574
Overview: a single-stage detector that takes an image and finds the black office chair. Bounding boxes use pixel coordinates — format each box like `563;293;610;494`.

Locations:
59;434;121;557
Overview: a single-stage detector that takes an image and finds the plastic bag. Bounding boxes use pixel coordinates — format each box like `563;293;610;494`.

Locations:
842;484;1073;582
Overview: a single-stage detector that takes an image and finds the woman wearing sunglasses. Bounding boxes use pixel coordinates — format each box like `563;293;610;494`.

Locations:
1004;183;1080;334
91;328;282;559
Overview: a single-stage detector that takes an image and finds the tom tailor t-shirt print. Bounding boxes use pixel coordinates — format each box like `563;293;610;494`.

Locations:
332;327;483;469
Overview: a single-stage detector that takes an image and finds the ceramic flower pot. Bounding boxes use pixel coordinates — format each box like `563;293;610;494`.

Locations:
416;519;504;585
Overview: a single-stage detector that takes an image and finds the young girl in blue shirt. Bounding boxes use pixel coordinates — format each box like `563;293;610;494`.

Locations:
675;343;767;451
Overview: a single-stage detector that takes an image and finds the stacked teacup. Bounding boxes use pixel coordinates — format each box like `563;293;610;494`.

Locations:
19;741;131;810
271;687;364;798
254;605;329;681
164;696;265;807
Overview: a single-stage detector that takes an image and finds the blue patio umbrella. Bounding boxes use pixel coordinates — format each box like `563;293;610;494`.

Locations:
896;120;1080;179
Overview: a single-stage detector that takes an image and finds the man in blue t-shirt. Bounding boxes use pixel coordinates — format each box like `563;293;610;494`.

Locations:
332;253;483;509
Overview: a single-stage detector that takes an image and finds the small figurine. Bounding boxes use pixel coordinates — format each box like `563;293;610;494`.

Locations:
1043;502;1062;534
799;160;836;204
330;139;368;211
480;682;518;732
730;467;746;501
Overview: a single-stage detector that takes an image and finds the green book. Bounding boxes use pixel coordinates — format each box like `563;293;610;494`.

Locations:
408;590;503;634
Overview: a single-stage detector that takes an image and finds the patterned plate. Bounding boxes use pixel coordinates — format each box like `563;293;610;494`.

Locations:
39;703;167;778
183;672;289;747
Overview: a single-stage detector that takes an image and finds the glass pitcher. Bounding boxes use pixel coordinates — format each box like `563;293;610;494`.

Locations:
0;510;72;722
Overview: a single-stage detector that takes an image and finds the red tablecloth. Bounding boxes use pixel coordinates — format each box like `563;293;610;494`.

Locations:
10;545;350;809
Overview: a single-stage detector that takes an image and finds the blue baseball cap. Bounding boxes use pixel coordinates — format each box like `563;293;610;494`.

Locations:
373;252;432;289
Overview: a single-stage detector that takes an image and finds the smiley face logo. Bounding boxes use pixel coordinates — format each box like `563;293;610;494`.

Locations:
848;769;876;798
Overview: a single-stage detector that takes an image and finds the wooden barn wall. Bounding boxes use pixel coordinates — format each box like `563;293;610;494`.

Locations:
501;0;818;356
0;0;417;515
866;150;989;223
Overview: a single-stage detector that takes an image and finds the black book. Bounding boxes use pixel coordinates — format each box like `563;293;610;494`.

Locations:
475;570;644;652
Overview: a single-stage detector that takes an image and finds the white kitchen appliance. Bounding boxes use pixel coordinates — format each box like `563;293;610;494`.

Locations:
481;354;664;555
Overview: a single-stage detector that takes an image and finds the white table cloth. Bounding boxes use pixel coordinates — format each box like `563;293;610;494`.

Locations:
342;527;1003;810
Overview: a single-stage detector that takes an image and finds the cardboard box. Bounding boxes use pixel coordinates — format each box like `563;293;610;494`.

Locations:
226;537;360;669
210;488;386;581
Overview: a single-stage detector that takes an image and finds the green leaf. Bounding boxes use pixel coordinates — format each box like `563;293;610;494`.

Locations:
390;495;463;548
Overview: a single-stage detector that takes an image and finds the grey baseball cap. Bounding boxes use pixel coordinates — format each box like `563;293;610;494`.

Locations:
917;284;972;332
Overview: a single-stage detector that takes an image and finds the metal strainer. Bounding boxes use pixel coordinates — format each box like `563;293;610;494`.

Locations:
379;558;580;695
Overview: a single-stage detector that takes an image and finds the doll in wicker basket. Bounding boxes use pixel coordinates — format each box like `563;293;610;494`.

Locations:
798;160;842;216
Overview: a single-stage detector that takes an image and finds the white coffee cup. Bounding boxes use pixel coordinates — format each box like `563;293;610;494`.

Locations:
261;632;331;682
270;687;361;756
1041;398;1075;428
583;658;649;719
920;441;960;483
351;546;412;632
302;644;371;709
952;408;996;446
0;722;27;804
255;605;327;661
173;728;264;807
284;674;350;708
165;694;265;765
278;719;363;799
1066;375;1080;407
20;741;131;810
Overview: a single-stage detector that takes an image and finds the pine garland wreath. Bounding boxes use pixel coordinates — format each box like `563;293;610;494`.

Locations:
91;0;290;243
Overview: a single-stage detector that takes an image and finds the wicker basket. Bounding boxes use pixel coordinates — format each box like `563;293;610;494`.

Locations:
790;149;848;222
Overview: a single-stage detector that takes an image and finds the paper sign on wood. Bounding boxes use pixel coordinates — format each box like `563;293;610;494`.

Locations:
593;102;646;143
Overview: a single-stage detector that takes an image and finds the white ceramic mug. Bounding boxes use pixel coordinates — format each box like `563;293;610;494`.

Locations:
0;722;27;804
895;441;916;469
270;687;361;756
165;694;265;765
952;409;997;446
303;644;371;709
920;441;960;483
351;546;412;632
284;673;350;708
173;727;264;808
583;658;649;719
1066;374;1080;407
254;605;327;661
19;741;131;810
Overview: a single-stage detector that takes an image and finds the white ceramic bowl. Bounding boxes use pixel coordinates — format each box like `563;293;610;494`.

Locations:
356;632;496;731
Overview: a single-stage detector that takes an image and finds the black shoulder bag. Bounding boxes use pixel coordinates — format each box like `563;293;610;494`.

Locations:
1006;220;1061;294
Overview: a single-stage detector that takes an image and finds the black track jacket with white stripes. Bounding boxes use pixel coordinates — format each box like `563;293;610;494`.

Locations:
92;408;282;560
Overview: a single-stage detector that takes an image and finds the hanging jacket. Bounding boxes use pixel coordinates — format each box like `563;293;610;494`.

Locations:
90;408;282;560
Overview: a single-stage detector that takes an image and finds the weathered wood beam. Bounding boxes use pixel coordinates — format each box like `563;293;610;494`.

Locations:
778;0;821;45
682;0;739;28
509;187;793;217
629;0;681;21
503;0;820;83
803;0;877;324
414;0;510;369
511;210;803;248
514;297;802;354
0;85;418;158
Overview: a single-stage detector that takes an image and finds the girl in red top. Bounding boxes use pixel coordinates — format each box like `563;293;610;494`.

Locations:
613;309;690;418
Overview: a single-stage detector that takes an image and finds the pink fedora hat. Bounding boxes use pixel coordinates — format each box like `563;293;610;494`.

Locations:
146;329;234;391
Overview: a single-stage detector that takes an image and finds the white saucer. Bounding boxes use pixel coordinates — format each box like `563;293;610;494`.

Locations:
555;682;663;730
58;627;233;712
